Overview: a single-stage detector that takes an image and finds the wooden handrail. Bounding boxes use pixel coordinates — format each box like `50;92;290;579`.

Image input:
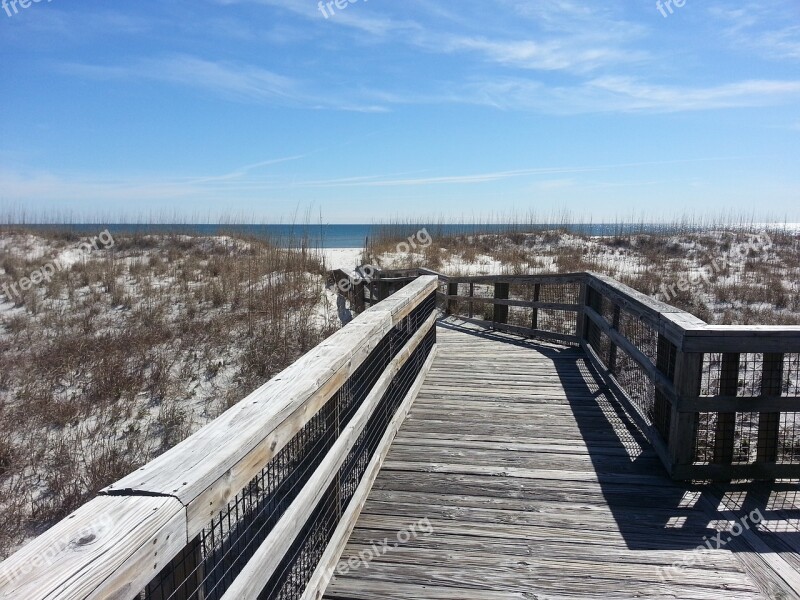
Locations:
0;276;439;600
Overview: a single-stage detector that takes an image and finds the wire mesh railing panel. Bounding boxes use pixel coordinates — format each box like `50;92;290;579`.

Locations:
139;291;436;600
142;395;339;600
587;321;611;366
696;411;760;465
538;309;577;337
738;353;765;397
260;327;435;600
257;480;339;600
539;283;581;304
472;284;494;298
777;413;800;464
700;353;724;397
618;310;658;365
783;354;800;397
614;345;658;427
507;305;534;329
508;283;535;301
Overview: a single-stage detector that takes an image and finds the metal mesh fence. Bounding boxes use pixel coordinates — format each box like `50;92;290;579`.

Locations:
446;280;580;338
261;327;436;600
618;310;658;366
585;288;671;437
614;344;658;428
784;354;800;397
695;352;800;466
139;292;436;600
538;309;577;337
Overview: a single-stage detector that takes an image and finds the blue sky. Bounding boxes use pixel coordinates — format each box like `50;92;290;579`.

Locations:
1;1;799;223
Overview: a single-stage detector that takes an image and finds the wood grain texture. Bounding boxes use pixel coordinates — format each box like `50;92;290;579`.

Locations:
302;346;438;600
323;321;797;600
0;496;186;600
218;316;437;600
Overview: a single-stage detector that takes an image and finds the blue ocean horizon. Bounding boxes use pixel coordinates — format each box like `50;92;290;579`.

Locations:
19;222;735;249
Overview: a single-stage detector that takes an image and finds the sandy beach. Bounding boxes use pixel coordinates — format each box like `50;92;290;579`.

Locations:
321;248;364;272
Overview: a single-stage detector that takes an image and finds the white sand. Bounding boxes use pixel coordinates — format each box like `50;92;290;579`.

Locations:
321;248;364;272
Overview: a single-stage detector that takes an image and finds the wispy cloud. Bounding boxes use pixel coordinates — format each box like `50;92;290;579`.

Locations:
710;4;800;61
458;76;800;114
215;0;417;38
587;77;800;112
432;35;645;74
59;55;387;112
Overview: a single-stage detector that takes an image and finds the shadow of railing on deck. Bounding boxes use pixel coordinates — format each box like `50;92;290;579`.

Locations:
440;317;800;596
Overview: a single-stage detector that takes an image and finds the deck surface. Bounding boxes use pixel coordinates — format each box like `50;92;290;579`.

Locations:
324;320;800;600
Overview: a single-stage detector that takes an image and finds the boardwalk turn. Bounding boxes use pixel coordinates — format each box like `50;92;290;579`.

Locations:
324;320;799;599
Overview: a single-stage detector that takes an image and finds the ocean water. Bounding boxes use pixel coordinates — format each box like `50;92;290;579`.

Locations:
19;223;661;249
21;222;794;249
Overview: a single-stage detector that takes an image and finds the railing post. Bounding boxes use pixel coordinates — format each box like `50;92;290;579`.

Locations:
608;305;621;374
575;281;588;342
713;353;739;464
468;282;474;319
654;335;676;441
446;282;458;316
531;283;541;331
758;353;784;464
493;282;509;325
668;351;703;474
353;280;366;313
378;280;391;304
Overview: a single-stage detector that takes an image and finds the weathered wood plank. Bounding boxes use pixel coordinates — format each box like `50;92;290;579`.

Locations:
0;496;186;600
327;322;784;600
301;346;437;600
217;320;436;600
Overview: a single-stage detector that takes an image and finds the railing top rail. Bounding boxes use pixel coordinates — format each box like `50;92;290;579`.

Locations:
105;275;437;504
381;267;800;351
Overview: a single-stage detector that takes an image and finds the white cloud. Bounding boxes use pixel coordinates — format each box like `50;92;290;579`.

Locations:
457;76;800;114
710;4;800;61
59;55;387;112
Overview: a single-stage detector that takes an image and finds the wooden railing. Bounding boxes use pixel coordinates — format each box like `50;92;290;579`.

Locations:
366;268;800;481
0;276;439;600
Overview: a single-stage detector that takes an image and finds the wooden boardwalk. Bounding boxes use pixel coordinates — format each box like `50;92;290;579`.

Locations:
325;320;800;600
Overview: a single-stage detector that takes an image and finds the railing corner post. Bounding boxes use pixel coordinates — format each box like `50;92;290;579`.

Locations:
668;351;703;478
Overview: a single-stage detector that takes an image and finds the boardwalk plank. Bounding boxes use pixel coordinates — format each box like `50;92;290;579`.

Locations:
324;322;798;599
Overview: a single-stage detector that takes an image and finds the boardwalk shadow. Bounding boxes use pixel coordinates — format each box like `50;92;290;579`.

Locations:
438;319;800;562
